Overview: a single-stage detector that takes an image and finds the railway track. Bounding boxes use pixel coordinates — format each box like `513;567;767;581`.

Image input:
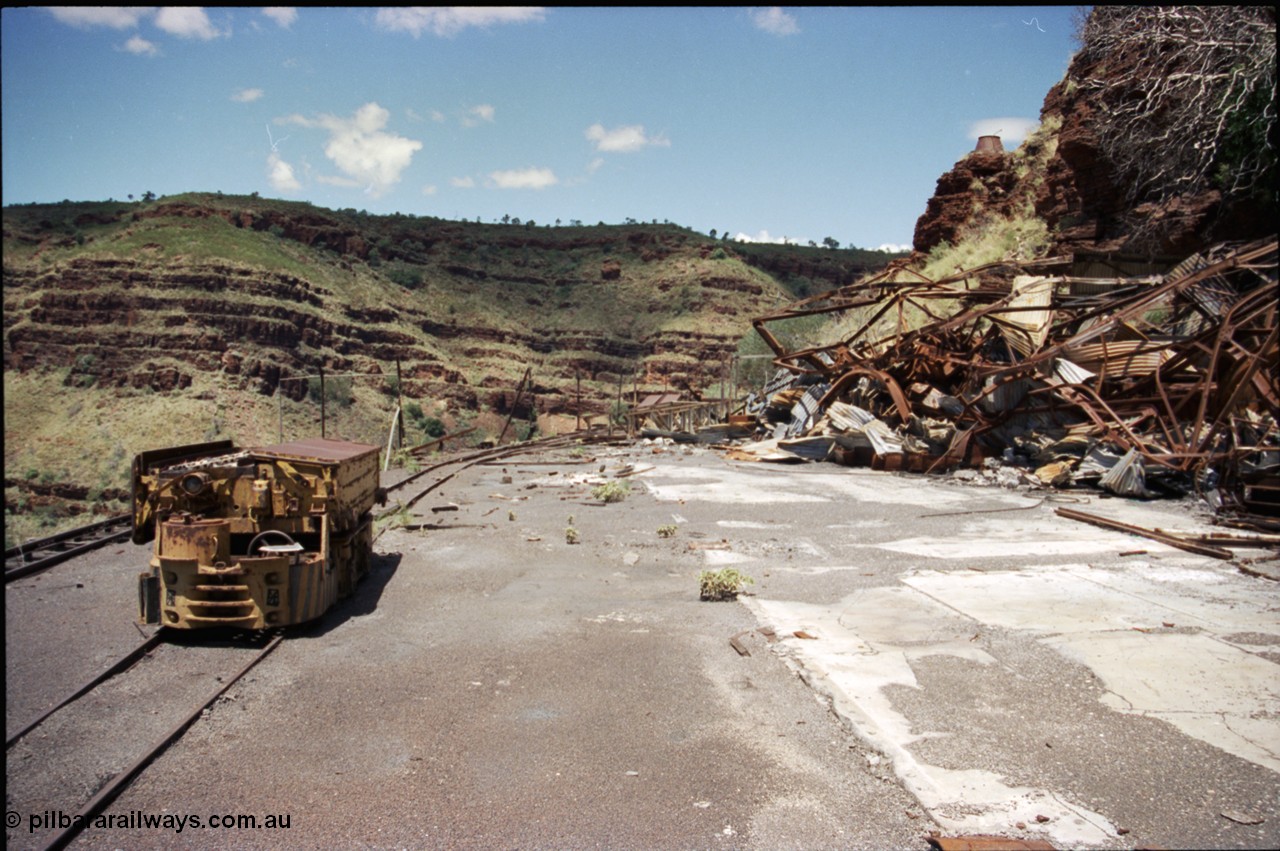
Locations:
4;432;628;585
5;429;640;850
382;428;629;513
4;512;133;583
6;629;284;851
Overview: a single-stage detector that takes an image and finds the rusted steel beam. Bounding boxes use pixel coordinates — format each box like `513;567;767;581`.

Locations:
1055;507;1234;559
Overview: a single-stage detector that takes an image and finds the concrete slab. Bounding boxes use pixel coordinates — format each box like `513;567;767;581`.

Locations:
639;456;1280;850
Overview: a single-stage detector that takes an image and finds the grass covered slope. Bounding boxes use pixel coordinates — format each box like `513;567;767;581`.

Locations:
3;193;895;544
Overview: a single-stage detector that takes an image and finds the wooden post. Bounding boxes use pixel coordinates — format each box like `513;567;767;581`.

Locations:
575;370;581;432
498;367;531;445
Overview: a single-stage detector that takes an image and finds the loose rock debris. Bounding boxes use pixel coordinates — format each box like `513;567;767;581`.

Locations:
730;238;1278;532
1220;809;1266;826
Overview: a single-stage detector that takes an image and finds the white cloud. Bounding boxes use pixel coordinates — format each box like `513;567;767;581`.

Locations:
375;7;546;38
285;102;423;197
967;117;1039;149
261;7;298;28
461;104;495;127
734;230;802;245
123;35;160;56
451;176;476;188
487;167;557;190
267;152;301;191
154;7;223;40
232;88;264;103
750;7;799;36
585;123;670;153
49;6;228;49
421;184;438;196
586;157;604;174
45;7;152;29
877;243;913;254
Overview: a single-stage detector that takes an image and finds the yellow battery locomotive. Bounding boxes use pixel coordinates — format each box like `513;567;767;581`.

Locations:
132;437;384;630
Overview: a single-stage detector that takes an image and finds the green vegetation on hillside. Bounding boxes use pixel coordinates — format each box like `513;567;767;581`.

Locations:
4;192;902;543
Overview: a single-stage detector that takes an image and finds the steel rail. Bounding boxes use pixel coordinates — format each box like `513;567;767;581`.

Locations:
5;513;134;583
35;632;285;851
382;431;627;518
5;632;167;749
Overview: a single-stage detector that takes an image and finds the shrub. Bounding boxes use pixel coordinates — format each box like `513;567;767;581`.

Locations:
591;481;631;503
699;568;754;601
387;263;423;289
388;449;421;473
404;402;445;438
307;375;353;408
657;524;678;538
419;416;445;438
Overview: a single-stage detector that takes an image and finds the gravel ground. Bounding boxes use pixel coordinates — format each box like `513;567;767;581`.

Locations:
7;443;929;850
6;441;1277;850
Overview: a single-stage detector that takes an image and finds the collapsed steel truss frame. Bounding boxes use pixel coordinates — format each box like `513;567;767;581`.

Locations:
749;238;1279;513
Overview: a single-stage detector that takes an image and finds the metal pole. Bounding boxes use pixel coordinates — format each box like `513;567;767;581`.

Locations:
614;373;624;437
319;365;326;439
395;359;405;449
575;370;581;432
720;357;726;418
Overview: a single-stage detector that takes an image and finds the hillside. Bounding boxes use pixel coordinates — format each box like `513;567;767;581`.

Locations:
2;194;894;544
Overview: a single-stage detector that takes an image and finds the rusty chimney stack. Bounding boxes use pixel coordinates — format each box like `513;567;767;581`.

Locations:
974;135;1004;154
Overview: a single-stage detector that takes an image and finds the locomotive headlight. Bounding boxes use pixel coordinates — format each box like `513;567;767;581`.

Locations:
179;472;211;496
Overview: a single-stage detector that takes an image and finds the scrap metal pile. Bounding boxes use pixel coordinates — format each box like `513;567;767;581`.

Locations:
743;237;1279;520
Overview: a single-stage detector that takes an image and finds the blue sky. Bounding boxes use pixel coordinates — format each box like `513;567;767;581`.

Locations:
1;7;1080;251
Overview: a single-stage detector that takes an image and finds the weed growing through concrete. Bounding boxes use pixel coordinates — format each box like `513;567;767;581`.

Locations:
699;568;754;601
592;481;631;503
565;527;580;545
657;524;678;538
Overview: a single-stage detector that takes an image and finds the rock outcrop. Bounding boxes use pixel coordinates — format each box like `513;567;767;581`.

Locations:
915;7;1276;259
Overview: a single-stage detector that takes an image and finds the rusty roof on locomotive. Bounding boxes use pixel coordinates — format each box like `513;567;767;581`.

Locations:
250;437;380;464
